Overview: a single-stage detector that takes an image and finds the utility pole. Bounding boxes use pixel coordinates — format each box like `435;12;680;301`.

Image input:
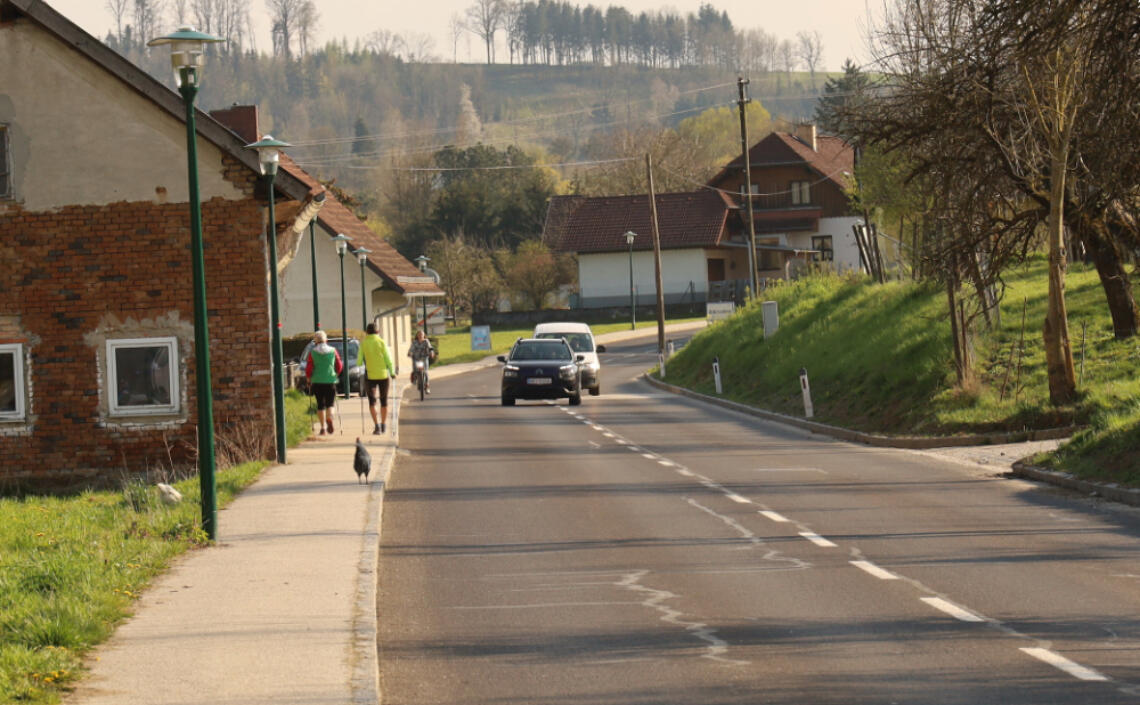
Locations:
646;153;666;354
737;76;759;300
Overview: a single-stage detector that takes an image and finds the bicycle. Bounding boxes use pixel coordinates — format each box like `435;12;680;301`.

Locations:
412;358;429;401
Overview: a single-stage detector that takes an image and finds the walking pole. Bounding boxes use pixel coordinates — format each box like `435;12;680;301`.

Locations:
335;391;344;436
308;388;315;434
360;386;366;435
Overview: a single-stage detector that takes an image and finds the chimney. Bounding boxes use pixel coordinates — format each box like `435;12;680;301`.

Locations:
794;123;817;152
209;104;260;143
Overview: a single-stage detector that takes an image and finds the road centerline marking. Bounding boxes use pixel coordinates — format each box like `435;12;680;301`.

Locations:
850;560;899;580
799;531;838;548
1020;648;1108;682
920;597;985;622
759;510;790;523
725;493;752;504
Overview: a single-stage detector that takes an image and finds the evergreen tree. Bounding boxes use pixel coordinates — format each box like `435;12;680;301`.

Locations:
814;59;870;137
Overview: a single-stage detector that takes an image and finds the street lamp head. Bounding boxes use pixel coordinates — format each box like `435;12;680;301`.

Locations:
244;135;292;176
355;247;372;265
147;27;224;88
414;254;430;272
624;230;636;246
332;233;351;256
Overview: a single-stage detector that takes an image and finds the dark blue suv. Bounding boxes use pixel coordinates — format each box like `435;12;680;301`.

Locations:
498;338;584;406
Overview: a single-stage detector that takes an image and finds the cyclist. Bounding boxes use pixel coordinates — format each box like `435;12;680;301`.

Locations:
407;329;434;394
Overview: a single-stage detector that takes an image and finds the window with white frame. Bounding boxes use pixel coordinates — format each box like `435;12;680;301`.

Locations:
0;125;10;199
0;343;25;420
790;180;811;205
107;337;178;416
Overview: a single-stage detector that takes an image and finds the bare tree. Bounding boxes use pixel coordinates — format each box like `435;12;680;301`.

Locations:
106;0;129;43
401;32;437;63
796;30;824;89
169;0;187;24
449;13;466;63
133;0;164;46
266;0;304;58
297;0;318;56
465;0;505;64
778;39;797;86
364;29;404;56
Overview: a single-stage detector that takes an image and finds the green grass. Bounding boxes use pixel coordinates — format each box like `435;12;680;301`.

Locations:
661;258;1140;485
0;391;314;704
434;317;705;365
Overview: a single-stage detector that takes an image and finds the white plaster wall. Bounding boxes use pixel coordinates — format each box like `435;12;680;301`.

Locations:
0;20;244;210
279;222;408;341
578;249;708;306
785;216;865;273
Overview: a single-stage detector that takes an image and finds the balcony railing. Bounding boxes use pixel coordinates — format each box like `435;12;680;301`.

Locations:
741;192;816;210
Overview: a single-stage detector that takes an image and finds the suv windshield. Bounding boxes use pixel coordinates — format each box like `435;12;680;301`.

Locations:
511;341;572;361
535;332;593;352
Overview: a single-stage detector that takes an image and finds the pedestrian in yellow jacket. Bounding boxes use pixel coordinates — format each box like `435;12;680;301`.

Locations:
360;323;395;434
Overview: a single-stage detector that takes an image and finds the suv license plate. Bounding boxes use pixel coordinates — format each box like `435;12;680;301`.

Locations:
528;377;552;385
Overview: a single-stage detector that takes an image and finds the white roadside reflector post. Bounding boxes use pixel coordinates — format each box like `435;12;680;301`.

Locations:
658;352;666;379
713;356;723;395
667;339;675;357
799;367;813;418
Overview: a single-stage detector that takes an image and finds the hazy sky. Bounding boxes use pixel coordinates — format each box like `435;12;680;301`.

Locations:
44;0;879;71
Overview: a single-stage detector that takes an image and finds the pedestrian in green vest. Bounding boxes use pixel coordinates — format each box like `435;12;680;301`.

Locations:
305;330;343;435
360;322;395;434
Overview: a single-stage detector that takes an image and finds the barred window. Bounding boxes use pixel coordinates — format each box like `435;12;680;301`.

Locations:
107;338;179;416
0;343;25;420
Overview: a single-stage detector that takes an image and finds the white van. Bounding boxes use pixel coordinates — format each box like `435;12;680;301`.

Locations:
533;322;605;396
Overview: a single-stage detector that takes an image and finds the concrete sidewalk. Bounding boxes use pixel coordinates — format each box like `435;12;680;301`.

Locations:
69;321;708;705
72;390;401;705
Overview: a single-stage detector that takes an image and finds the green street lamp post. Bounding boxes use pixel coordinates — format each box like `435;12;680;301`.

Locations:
310;219;321;330
414;254;430;335
356;247;372;330
147;26;224;540
245;135;292;465
624;231;637;330
332;233;351;397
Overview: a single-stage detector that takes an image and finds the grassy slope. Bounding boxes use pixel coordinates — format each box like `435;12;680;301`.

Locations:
662;258;1140;485
0;390;315;704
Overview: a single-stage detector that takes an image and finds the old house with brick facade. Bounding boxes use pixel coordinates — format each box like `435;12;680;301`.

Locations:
0;0;323;488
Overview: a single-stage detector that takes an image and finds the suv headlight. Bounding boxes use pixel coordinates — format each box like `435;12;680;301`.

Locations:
559;364;577;378
503;365;520;378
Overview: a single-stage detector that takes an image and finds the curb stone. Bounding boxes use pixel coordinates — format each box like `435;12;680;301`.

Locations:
643;373;1137;508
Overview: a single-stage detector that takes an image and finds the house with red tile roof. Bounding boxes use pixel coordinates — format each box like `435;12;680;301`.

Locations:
544;190;739;308
710;124;862;276
545;125;863;309
209;106;443;369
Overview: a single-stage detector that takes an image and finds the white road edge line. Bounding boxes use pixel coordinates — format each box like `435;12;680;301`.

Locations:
799;531;838;548
920;597;985;622
1019;648;1109;682
850;560;899;580
758;510;790;523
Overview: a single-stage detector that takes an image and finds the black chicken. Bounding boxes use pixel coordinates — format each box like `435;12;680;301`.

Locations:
353;438;372;484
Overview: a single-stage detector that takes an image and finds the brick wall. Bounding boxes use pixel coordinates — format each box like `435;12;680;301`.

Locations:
0;185;274;490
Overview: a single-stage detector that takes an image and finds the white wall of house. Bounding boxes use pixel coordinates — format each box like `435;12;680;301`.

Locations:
0;21;245;211
784;216;865;273
280;223;411;366
577;249;708;308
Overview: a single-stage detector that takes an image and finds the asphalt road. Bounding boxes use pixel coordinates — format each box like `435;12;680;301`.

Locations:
378;332;1140;704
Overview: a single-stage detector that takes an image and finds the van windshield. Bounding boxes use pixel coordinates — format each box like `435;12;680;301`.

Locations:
536;332;593;353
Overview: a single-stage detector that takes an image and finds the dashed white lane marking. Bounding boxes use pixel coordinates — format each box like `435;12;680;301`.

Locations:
641;453;656;460
850;560;899;580
677;468;695;477
658;460;674;467
602;432;615;438
920;597;985;623
759;510;790;523
726;493;752;504
616;439;630;445
1020;648;1109;682
799;531;838;548
588;441;601;449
